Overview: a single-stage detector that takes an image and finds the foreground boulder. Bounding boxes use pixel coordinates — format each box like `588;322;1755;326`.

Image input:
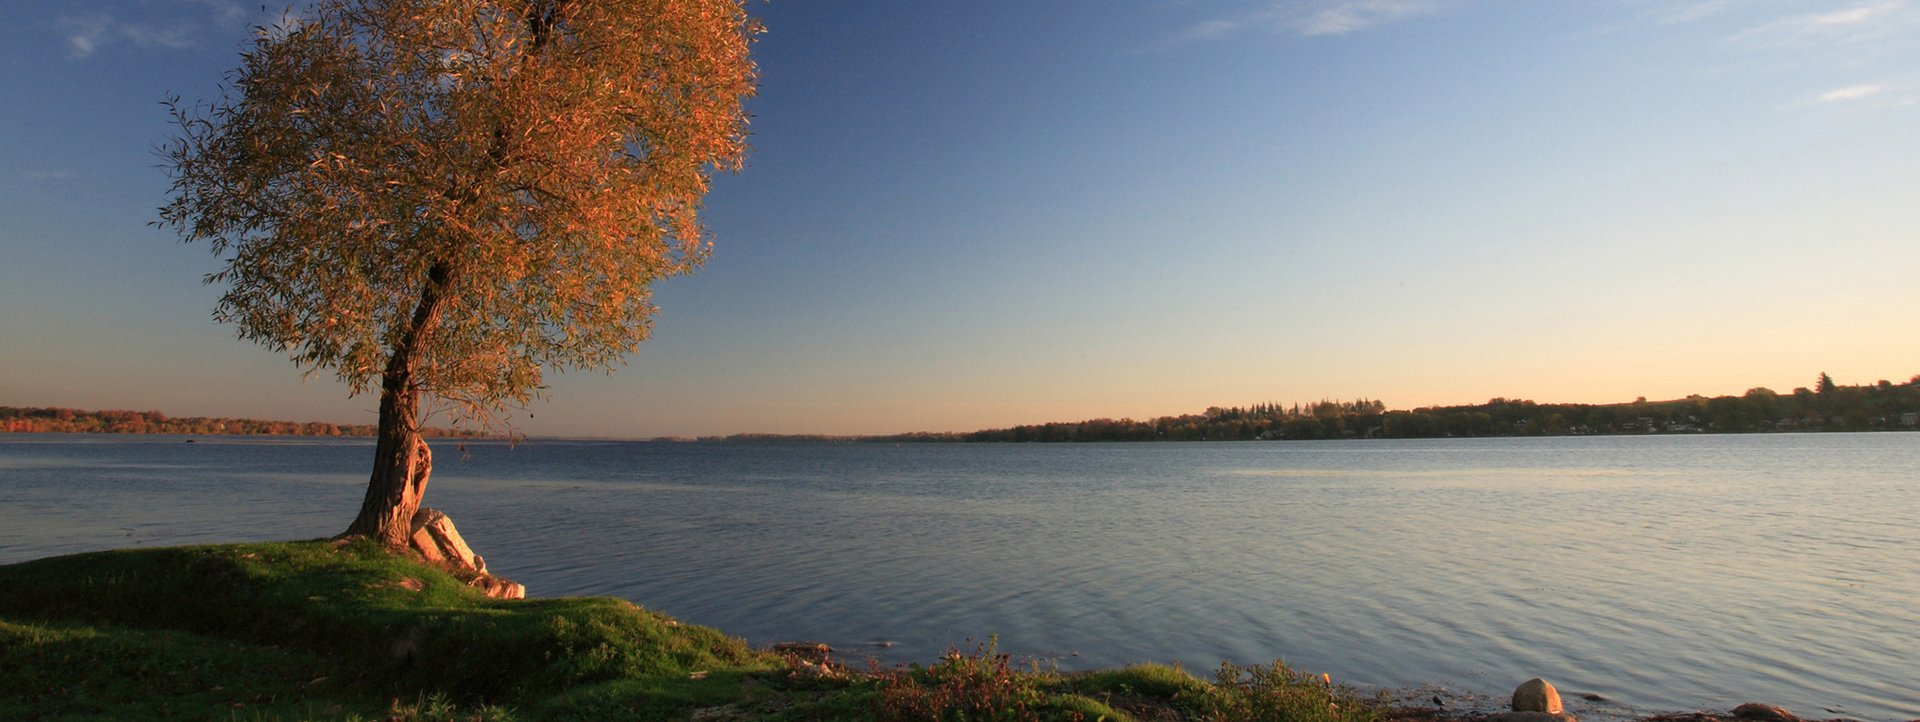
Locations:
1484;678;1576;722
1514;678;1565;714
408;507;525;599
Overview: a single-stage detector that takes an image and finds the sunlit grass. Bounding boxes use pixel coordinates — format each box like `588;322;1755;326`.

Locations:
0;540;776;720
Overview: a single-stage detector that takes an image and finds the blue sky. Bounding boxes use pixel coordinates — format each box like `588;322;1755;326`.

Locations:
2;0;1917;437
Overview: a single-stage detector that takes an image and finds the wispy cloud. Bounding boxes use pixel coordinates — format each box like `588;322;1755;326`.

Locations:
1177;18;1247;43
1729;1;1909;44
53;1;281;59
184;0;252;28
56;13;112;57
1813;83;1887;102
1296;0;1445;36
1644;0;1734;25
1807;2;1903;26
118;22;196;49
1172;0;1448;44
1701;0;1920;107
55;12;195;57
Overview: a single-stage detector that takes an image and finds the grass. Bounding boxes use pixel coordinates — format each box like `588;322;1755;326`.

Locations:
1196;661;1389;722
0;541;1398;721
862;638;1121;721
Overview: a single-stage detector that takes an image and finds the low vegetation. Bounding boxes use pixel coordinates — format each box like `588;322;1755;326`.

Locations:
0;541;1398;721
956;372;1920;441
0;407;480;437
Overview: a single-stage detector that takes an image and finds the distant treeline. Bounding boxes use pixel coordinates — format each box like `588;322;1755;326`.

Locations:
0;407;483;438
677;372;1920;444
955;372;1920;442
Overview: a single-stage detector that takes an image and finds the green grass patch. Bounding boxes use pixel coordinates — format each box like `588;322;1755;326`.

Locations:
0;617;370;721
0;540;776;720
1068;663;1213;702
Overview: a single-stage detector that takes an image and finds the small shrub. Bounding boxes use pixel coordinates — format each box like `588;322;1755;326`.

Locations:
1199;660;1384;722
871;638;1082;722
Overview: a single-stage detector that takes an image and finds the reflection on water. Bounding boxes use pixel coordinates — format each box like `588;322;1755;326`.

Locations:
2;433;1916;720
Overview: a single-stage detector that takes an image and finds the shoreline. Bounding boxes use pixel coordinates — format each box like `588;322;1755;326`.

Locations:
1;540;1898;722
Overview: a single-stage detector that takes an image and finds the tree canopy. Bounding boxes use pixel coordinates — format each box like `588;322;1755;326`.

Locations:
160;0;759;427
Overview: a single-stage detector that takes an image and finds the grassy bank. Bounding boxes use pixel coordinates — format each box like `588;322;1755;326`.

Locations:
0;540;1393;721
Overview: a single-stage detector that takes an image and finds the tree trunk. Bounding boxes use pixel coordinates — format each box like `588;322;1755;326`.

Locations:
343;263;454;547
343;380;432;546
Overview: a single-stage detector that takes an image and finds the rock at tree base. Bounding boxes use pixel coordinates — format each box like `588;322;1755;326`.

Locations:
410;507;485;573
1732;703;1800;722
1514;678;1565;714
408;507;525;600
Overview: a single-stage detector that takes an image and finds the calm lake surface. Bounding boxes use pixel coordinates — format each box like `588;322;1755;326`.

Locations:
2;433;1915;719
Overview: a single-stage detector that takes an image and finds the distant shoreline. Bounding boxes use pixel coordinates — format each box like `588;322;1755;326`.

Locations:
7;422;1912;445
8;373;1917;442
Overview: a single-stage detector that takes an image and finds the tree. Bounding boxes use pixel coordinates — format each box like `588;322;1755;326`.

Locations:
159;0;759;548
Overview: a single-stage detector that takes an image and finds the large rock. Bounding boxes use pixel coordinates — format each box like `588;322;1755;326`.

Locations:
410;507;486;574
408;507;525;600
1513;678;1565;714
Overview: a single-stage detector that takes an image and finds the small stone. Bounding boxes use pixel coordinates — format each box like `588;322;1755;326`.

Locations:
1514;678;1565;714
467;575;526;600
1733;703;1800;722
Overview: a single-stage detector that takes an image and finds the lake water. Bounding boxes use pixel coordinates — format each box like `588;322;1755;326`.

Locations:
2;433;1915;720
